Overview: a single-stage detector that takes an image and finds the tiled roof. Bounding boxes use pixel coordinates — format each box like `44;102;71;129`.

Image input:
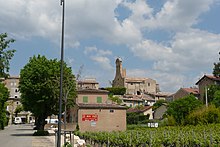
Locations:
182;88;199;95
127;106;152;113
196;75;220;85
121;95;144;101
77;88;109;94
77;81;99;84
141;94;155;101
77;103;126;109
125;77;155;83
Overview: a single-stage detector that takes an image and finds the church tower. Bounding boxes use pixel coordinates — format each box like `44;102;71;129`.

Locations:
112;58;125;87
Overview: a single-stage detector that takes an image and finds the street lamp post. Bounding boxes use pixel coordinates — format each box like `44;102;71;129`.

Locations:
57;0;65;147
205;86;208;107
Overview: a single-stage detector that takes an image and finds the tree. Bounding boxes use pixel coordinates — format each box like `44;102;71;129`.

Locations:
186;105;220;125
212;90;220;107
0;33;16;78
167;95;202;125
108;94;122;104
104;87;126;95
0;83;9;130
213;62;220;77
14;105;23;117
19;55;76;130
206;85;220;104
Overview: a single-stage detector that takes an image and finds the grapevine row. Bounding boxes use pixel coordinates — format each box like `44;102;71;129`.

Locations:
74;124;220;147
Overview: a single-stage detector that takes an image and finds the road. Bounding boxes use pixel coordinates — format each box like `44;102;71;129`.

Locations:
0;124;55;147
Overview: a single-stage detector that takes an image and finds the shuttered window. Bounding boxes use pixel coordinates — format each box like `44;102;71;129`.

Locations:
83;96;88;103
97;97;102;103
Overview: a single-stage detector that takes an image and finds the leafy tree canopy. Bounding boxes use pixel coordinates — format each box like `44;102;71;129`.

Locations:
212;90;220;107
213;62;220;77
0;33;16;78
19;55;76;130
167;95;202;125
14;104;23;117
104;87;126;95
206;85;220;104
108;94;122;104
0;82;9;129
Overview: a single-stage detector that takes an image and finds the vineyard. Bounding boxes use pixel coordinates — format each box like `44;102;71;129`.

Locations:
75;124;220;147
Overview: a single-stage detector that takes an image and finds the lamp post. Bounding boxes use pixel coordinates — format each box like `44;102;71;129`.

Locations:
205;86;209;107
57;0;65;147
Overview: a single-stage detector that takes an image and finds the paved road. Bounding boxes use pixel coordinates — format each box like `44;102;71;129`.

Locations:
0;124;55;147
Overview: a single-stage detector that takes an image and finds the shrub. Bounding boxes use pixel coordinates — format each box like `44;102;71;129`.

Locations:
33;130;49;136
104;87;126;95
186;105;220;125
63;142;72;147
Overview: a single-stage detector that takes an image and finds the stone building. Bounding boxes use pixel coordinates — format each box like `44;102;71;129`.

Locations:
127;106;153;119
69;88;126;132
77;78;99;90
196;75;220;101
173;87;199;100
2;76;32;124
112;58;157;95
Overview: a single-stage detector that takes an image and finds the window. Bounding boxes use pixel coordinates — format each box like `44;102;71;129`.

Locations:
110;109;114;113
15;96;18;98
15;89;18;92
83;96;88;103
148;83;151;86
97;97;102;103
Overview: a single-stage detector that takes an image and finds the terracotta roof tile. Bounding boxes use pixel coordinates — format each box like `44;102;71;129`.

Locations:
127;106;152;113
77;103;126;109
182;88;199;95
196;75;220;85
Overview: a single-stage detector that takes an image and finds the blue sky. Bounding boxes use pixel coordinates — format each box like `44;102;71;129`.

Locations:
1;0;220;92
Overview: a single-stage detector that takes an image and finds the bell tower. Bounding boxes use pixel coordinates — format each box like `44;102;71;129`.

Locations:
112;58;124;87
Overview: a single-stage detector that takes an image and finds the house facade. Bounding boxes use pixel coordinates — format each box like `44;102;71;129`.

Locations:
112;58;157;95
77;78;99;90
2;76;32;124
69;89;127;132
196;75;220;101
120;95;145;107
173;87;199;100
127;106;153;119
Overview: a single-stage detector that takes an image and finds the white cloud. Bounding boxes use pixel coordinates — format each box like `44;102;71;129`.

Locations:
130;29;220;73
84;46;113;71
1;0;220;92
145;0;215;31
90;56;114;71
84;46;98;55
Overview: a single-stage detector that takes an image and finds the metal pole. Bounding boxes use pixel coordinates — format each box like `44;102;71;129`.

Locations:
57;0;65;147
64;94;67;145
205;86;208;107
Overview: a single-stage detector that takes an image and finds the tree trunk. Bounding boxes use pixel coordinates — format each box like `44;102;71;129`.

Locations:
35;115;46;130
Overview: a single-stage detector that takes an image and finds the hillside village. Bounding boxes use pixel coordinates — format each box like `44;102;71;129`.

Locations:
1;57;219;132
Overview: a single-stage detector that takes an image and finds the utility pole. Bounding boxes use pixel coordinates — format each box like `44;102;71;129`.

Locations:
205;86;208;107
57;0;65;147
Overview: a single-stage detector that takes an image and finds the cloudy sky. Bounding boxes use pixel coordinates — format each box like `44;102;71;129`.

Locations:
1;0;220;92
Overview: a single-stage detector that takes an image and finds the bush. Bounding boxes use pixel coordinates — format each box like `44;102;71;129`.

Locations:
33;130;49;136
127;112;150;125
63;142;72;147
104;87;126;95
186;105;220;125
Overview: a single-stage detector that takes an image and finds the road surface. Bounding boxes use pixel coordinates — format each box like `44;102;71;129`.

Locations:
0;124;55;147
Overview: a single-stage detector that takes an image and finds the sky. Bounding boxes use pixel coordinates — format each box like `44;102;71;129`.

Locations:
1;0;220;93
